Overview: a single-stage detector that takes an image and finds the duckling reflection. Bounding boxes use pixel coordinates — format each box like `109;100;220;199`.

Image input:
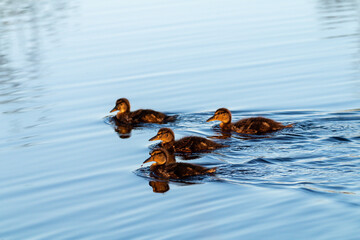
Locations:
149;128;227;155
142;148;216;179
149;180;170;193
207;108;293;135
148;179;199;193
110;98;177;125
114;125;133;139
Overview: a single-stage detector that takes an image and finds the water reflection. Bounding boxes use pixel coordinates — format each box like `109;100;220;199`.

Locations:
148;180;201;193
316;0;360;99
149;180;170;193
0;0;74;147
0;0;72;104
114;124;134;139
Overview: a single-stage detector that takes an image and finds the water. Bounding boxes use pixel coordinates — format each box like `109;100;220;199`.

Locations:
1;0;360;239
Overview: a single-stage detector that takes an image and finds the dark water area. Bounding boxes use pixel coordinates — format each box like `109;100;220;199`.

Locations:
1;0;360;239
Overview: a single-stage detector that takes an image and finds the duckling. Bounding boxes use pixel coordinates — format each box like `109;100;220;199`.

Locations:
207;108;293;134
149;128;227;153
110;98;176;124
142;148;216;179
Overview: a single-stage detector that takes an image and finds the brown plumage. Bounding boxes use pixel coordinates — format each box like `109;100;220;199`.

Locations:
110;98;177;124
149;128;227;153
142;148;216;180
207;108;293;134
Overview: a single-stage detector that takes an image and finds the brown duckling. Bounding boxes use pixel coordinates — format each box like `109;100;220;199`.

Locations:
142;148;216;179
110;98;176;124
207;108;293;134
149;128;227;153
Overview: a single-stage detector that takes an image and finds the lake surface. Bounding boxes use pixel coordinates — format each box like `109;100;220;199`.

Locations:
1;0;360;239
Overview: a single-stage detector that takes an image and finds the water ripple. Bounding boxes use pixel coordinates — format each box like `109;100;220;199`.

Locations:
135;109;360;200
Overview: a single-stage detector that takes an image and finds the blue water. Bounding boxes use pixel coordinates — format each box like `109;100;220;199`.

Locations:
1;0;360;239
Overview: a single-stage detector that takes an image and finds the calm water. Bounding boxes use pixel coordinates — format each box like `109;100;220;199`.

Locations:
1;0;360;239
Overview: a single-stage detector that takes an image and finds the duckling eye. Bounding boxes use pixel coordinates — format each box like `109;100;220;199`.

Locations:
152;151;161;156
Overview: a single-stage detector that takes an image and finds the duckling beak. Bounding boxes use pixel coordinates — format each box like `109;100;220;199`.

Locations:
110;106;118;113
149;134;160;141
206;115;216;122
142;157;154;164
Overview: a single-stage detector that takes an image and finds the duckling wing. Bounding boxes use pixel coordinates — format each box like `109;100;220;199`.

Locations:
157;163;215;179
113;113;132;125
131;109;167;123
174;136;225;152
150;163;216;179
233;117;285;134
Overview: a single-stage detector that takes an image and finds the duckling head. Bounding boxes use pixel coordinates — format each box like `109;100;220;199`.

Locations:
110;98;130;113
142;148;170;166
206;108;232;124
149;128;175;143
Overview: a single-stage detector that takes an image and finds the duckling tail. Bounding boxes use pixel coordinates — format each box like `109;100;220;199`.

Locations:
284;123;294;128
164;115;178;123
